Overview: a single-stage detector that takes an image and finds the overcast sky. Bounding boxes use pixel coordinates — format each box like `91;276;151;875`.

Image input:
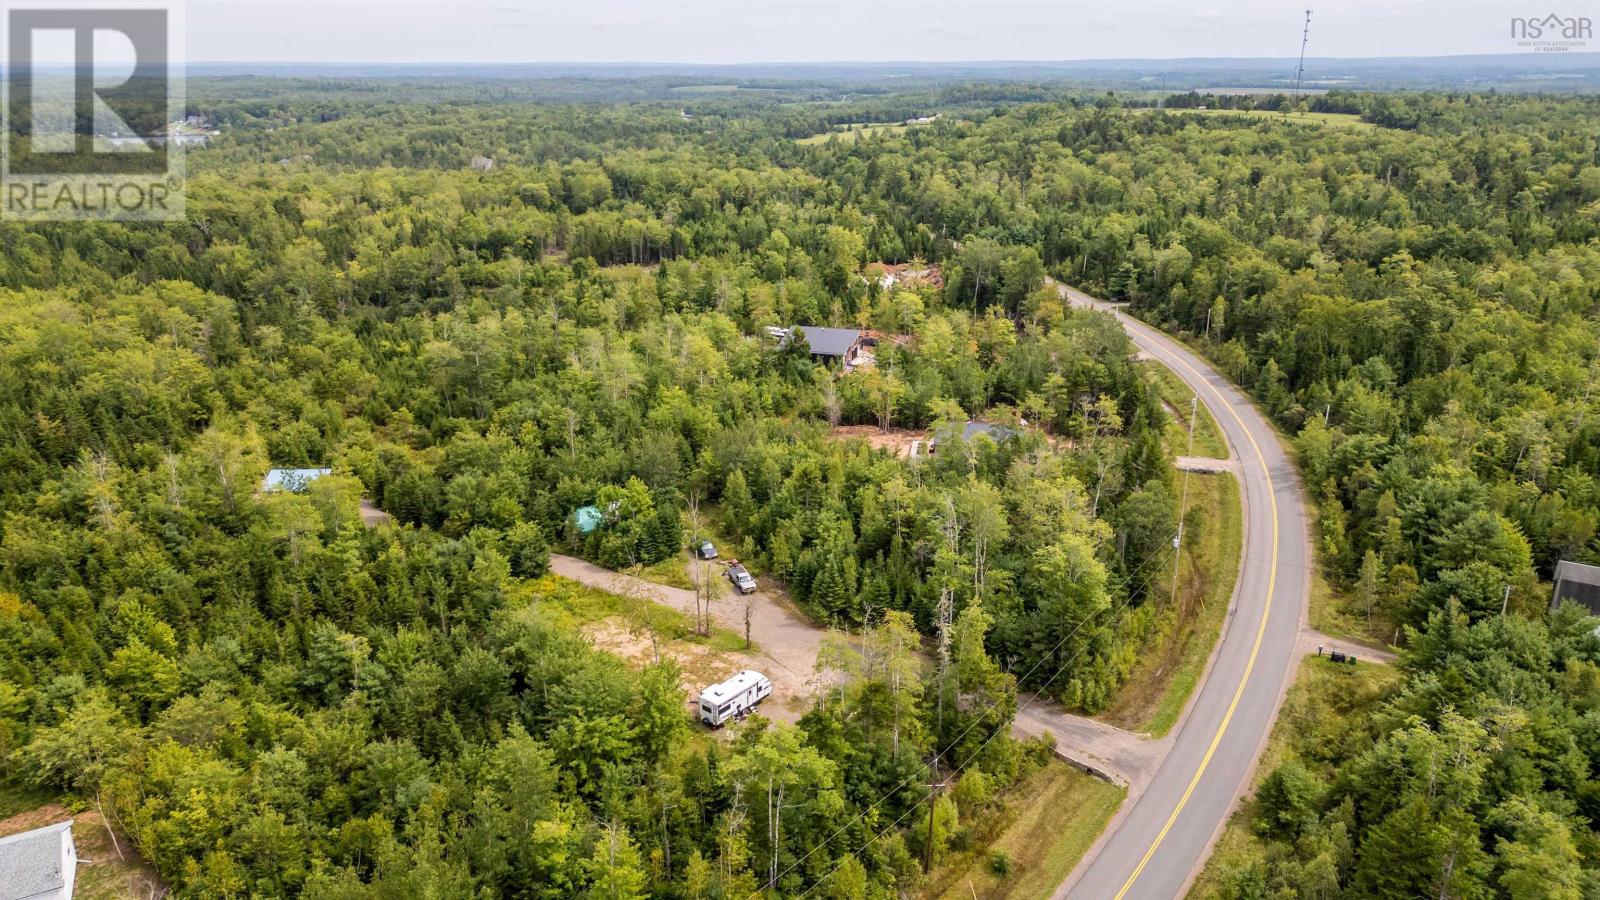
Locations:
184;0;1559;63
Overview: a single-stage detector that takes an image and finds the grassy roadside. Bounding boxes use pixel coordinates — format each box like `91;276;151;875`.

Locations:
1142;360;1229;459
1293;491;1402;651
924;761;1125;900
1307;565;1394;647
1186;657;1401;899
1145;324;1400;655
1099;471;1243;736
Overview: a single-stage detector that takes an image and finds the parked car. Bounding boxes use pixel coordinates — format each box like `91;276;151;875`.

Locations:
725;560;757;594
699;670;771;726
695;538;718;560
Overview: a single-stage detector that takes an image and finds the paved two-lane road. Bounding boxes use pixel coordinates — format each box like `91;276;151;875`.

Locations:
1055;284;1310;900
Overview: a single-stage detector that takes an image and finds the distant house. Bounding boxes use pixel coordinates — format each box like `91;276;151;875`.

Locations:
792;326;868;366
916;421;1019;457
0;821;76;900
773;325;911;373
261;468;332;494
958;422;1018;443
1551;560;1600;614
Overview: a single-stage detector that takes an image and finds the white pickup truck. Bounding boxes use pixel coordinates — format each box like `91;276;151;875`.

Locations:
724;560;757;594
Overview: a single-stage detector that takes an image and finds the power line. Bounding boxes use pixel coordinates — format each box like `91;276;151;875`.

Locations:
1170;393;1198;603
756;519;1188;900
786;534;1193;900
1292;9;1314;105
749;525;1178;897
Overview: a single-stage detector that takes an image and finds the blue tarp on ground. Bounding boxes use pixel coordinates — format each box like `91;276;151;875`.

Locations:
574;505;604;534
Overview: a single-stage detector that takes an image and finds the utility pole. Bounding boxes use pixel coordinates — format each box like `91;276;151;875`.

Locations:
660;800;677;877
1170;393;1198;605
1292;10;1314;106
923;759;948;875
1502;583;1512;617
935;497;959;741
1575;355;1598;432
689;494;707;636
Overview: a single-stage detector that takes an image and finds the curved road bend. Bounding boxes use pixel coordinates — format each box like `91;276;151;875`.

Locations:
1054;284;1310;900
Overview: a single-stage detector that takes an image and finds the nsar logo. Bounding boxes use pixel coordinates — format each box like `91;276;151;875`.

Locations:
1510;12;1593;51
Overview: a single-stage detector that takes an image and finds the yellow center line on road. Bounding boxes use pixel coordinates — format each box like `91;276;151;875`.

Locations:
1110;316;1282;900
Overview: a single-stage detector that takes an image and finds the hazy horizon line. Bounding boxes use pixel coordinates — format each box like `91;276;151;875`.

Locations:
181;50;1600;67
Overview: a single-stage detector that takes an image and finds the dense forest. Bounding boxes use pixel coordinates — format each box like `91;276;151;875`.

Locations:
0;87;1178;898
1;81;1598;898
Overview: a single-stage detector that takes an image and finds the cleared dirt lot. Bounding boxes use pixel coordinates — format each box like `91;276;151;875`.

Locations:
551;553;1165;786
551;554;822;723
826;424;929;457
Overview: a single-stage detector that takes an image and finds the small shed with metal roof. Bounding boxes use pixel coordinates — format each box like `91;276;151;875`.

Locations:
0;820;76;900
261;468;333;493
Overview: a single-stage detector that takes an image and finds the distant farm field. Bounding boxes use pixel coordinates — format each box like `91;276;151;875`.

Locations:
1164;108;1375;129
797;121;920;144
671;83;775;94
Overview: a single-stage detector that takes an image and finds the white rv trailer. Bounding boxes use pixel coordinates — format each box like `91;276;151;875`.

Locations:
699;670;772;726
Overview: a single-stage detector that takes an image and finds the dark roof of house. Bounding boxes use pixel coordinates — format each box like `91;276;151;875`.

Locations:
0;822;71;900
1554;560;1600;612
794;326;862;358
962;422;1017;442
1558;560;1600;586
924;422;1019;454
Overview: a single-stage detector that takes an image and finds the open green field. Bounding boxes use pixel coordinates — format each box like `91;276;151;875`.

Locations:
1187;656;1401;898
796;121;919;144
1100;471;1243;736
926;761;1125;900
628;553;696;590
1164;108;1375;130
